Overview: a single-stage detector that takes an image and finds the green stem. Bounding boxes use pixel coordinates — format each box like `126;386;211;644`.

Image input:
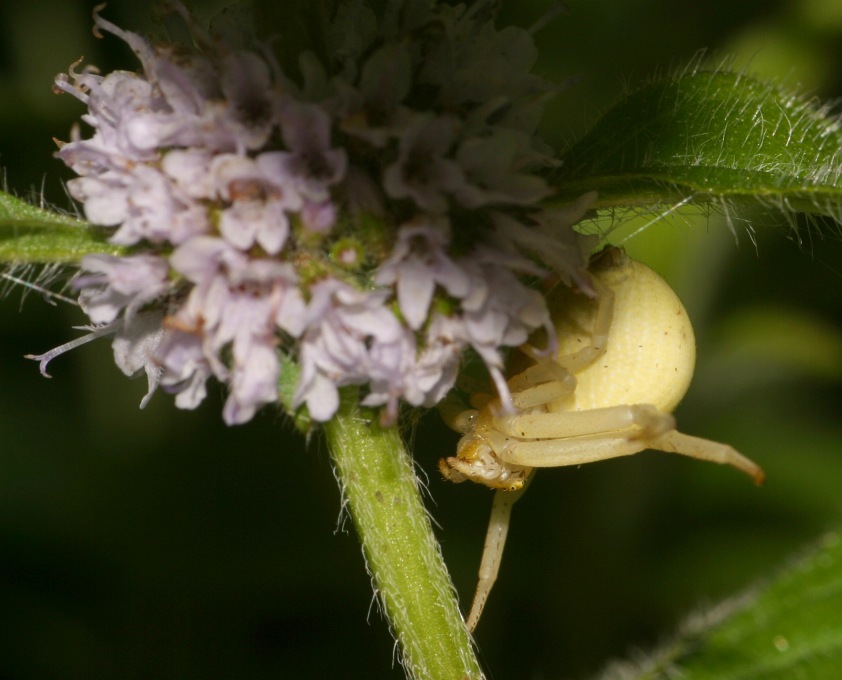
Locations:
323;389;484;680
0;191;122;263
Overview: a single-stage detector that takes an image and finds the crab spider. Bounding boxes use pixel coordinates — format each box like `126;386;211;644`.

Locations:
440;246;764;632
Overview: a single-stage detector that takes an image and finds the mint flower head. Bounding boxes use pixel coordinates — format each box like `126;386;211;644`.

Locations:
32;0;596;426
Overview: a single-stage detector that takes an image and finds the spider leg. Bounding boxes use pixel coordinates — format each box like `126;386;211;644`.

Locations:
438;390;479;435
651;430;765;484
466;478;532;632
553;273;615;373
493;410;763;483
507;360;577;409
494;403;676;440
496;429;652;468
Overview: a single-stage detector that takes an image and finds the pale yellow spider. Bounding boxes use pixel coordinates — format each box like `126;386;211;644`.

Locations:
440;246;764;632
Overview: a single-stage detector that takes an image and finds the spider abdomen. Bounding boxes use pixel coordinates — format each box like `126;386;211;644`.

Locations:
549;252;696;415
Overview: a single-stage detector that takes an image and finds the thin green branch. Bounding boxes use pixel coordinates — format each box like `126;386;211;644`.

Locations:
324;389;483;680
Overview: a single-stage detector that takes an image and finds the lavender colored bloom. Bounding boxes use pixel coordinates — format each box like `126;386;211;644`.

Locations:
211;154;298;254
162;149;216;199
159;236;306;424
67;163;210;246
359;314;462;422
299;200;338;233
454;129;553;207
360;327;419;421
454;247;555;409
340;42;413;147
294;279;404;422
54;69;159;162
156;330;214;411
39;1;596;426
218;51;276;151
492;191;599;292
404;312;466;407
382;114;465;213
111;311;165;409
275;100;348;202
75;253;170;324
374;218;470;330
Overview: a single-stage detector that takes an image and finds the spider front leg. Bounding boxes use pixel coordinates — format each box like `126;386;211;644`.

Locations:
466;480;531;632
439;360;581;490
651;430;766;484
489;404;764;483
440;262;620;629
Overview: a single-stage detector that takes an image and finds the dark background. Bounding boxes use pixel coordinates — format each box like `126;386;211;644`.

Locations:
1;1;841;678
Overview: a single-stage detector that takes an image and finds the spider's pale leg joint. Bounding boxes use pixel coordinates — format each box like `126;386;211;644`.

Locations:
467;482;530;632
493;404;675;440
501;433;648;467
651;431;766;484
508;361;576;410
556;275;615;373
587;275;614;357
439;391;479;434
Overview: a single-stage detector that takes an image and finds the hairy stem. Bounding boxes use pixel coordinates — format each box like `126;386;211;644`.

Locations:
324;390;483;680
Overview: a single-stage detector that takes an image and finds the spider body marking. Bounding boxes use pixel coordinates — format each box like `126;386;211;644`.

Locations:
440;247;764;632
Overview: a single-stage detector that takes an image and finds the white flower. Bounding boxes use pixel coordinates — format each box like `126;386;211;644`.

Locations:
37;0;595;426
492;190;599;291
340;41;413;146
382;114;464;213
454;129;553;207
112;311;165;409
210;154;299;254
156;236;306;424
374;218;470;330
156;331;214;411
294;279;404;421
75;254;170;324
275;100;348;202
218;51;276;150
404;312;465;407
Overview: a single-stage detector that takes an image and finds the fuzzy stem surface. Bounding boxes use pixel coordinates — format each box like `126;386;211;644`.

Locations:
324;390;483;680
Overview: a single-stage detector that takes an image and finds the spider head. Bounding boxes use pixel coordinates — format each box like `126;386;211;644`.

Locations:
440;410;532;490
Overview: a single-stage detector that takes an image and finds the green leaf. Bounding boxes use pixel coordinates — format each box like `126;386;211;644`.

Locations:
594;531;842;680
0;191;121;263
552;70;842;217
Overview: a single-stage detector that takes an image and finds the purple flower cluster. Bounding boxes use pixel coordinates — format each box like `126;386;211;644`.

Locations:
34;1;595;425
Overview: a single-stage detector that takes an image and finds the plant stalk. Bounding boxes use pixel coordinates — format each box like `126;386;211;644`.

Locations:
323;390;483;680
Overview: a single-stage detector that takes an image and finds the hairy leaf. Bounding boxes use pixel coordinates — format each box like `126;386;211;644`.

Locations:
553;70;842;218
594;531;842;680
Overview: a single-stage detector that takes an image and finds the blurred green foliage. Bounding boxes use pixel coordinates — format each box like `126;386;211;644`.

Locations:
0;1;841;678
